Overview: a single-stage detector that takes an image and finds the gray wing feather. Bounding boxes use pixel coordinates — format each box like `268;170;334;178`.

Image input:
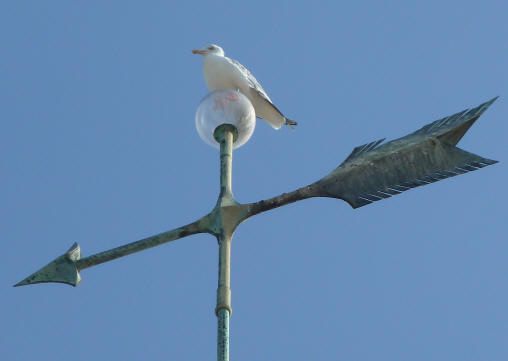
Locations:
227;57;273;103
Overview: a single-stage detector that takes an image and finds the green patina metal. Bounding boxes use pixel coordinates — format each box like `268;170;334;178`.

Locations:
213;124;236;361
217;308;230;361
15;99;499;361
15;98;499;286
14;243;82;287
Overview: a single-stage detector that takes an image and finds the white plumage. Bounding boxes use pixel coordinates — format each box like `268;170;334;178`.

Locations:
192;44;296;130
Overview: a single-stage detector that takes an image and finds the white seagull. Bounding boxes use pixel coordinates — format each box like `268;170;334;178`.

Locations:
192;44;297;130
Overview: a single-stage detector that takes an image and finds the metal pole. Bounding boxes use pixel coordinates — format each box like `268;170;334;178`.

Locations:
213;124;237;361
216;237;231;361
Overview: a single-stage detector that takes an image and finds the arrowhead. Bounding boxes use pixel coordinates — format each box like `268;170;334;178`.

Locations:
14;243;82;287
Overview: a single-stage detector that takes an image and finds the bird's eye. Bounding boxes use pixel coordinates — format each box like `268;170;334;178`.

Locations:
208;46;214;50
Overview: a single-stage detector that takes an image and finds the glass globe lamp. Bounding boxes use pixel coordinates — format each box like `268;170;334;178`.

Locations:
195;89;256;149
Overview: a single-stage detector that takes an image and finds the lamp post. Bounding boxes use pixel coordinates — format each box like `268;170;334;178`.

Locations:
15;92;499;361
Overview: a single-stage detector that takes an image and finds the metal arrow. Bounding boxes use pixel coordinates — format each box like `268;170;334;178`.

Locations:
15;97;498;286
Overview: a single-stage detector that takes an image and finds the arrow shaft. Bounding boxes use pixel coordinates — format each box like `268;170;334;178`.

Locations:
245;185;316;218
75;220;204;271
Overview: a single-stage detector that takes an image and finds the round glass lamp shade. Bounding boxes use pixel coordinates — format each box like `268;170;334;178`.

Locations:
195;89;256;149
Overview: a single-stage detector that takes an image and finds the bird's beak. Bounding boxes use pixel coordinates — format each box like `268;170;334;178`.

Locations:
192;49;205;55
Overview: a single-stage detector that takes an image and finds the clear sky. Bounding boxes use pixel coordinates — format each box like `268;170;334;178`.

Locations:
2;1;507;360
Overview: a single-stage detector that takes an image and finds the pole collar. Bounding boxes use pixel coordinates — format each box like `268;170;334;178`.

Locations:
215;286;232;316
214;124;239;144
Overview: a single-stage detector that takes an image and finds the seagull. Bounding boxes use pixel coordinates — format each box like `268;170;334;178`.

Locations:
192;44;297;130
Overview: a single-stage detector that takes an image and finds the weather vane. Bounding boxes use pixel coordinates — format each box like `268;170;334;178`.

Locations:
15;45;499;361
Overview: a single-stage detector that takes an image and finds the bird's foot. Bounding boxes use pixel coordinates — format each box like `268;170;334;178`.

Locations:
285;118;298;129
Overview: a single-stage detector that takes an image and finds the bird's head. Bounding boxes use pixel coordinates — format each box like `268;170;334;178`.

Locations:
192;44;225;57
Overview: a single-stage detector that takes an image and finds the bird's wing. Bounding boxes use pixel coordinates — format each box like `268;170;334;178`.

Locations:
227;57;274;104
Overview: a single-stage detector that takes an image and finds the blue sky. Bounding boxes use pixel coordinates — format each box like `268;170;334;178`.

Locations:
2;1;507;360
